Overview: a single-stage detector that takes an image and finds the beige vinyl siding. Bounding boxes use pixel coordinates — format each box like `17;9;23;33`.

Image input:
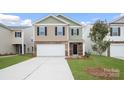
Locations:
57;15;81;26
36;16;66;24
0;26;15;54
11;30;22;44
35;25;68;41
69;27;83;41
23;27;34;53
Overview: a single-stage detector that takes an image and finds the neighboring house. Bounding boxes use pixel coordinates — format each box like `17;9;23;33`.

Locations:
84;16;124;58
107;16;124;58
0;23;34;55
0;23;15;55
34;14;84;57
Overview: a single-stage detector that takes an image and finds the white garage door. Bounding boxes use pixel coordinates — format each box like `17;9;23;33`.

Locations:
37;44;65;57
110;44;124;57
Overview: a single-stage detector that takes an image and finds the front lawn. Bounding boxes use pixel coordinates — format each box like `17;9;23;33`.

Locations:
68;55;124;80
0;54;33;69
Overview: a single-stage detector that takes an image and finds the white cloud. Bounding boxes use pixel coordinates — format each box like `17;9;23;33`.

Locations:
21;19;32;26
0;14;32;26
81;21;86;25
81;21;91;25
0;14;20;22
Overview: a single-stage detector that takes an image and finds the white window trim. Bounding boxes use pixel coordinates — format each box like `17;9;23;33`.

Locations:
112;27;119;36
15;32;21;38
39;26;45;36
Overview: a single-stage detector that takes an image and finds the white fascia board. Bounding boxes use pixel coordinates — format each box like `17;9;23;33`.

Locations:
33;14;69;25
110;15;124;24
57;14;83;26
34;24;68;26
69;26;82;28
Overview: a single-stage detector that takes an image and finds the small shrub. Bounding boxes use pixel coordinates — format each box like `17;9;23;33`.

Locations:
85;52;91;58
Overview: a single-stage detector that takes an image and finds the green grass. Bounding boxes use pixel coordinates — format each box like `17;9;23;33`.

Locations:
0;54;32;69
68;55;124;80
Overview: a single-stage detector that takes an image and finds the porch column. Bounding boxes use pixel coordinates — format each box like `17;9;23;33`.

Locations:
68;42;70;56
83;42;85;56
21;30;24;54
67;26;70;56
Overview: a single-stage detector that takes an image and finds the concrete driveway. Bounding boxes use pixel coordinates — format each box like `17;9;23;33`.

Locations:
0;57;74;80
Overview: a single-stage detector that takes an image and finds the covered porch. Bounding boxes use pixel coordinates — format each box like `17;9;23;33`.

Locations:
13;44;26;54
68;41;85;57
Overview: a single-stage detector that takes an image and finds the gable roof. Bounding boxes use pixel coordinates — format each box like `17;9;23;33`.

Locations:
33;14;69;25
56;14;82;26
110;15;124;24
0;23;11;30
8;26;31;30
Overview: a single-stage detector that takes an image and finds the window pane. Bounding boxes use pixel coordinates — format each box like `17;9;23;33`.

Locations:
57;26;63;35
39;26;45;35
112;28;118;36
15;32;21;37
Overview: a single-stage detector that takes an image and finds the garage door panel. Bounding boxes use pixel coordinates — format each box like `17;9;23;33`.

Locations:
110;44;124;57
37;44;65;56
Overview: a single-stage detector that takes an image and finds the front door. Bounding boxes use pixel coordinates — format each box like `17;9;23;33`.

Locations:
73;44;77;54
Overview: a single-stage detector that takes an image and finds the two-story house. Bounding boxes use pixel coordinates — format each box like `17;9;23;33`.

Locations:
83;16;124;58
34;14;84;57
0;23;34;55
107;16;124;58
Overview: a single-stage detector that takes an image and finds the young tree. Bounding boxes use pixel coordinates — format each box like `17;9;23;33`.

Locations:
89;20;110;55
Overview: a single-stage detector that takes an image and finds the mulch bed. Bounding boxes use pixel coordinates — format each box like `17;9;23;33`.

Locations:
85;67;120;79
66;56;92;60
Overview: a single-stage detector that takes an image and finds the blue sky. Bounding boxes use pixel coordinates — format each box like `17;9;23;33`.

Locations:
0;13;121;26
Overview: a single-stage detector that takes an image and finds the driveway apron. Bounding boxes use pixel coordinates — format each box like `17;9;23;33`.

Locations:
0;57;74;80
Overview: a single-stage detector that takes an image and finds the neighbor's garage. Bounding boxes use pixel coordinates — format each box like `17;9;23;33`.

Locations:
37;44;65;56
110;44;124;57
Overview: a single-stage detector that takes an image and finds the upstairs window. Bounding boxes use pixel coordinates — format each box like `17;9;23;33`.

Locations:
37;26;47;36
110;27;120;36
71;28;79;36
55;26;65;36
15;32;21;38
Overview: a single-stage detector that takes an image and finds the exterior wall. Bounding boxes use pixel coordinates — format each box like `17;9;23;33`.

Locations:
57;15;81;26
83;25;93;53
11;30;22;44
23;27;34;53
0;26;15;55
35;25;68;42
36;16;66;24
107;24;124;41
69;27;82;41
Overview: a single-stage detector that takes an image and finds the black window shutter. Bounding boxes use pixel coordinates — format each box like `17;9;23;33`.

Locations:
55;27;57;36
45;27;47;36
118;27;120;36
71;29;73;35
15;32;16;37
63;27;65;36
20;32;21;37
110;28;112;36
37;27;39;36
77;29;79;35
